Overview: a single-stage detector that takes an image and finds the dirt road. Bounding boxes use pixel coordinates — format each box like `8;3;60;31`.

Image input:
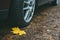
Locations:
0;5;60;40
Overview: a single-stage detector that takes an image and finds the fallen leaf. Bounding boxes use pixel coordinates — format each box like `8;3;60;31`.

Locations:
11;27;26;36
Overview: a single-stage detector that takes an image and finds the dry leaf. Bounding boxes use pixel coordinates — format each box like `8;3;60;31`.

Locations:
11;27;26;36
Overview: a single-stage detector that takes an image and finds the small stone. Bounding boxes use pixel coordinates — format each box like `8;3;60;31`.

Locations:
47;29;51;33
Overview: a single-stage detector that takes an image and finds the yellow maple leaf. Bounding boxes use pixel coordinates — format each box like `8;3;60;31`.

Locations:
11;27;26;36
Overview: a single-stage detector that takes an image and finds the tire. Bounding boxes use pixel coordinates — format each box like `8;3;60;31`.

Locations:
52;0;57;6
8;0;36;28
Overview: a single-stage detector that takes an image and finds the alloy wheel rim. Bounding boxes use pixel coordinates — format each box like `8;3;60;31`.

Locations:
23;0;35;23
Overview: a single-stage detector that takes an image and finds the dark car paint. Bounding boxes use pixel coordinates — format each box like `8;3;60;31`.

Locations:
0;0;54;20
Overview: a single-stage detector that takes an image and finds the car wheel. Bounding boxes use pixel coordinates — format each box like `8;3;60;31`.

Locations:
8;0;35;28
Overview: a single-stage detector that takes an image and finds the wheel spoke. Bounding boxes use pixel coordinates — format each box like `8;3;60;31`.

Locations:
24;0;33;4
23;6;32;10
23;0;35;22
24;1;30;4
23;6;29;10
24;10;30;20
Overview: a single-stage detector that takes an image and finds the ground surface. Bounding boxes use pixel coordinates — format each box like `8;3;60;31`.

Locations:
0;5;60;40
